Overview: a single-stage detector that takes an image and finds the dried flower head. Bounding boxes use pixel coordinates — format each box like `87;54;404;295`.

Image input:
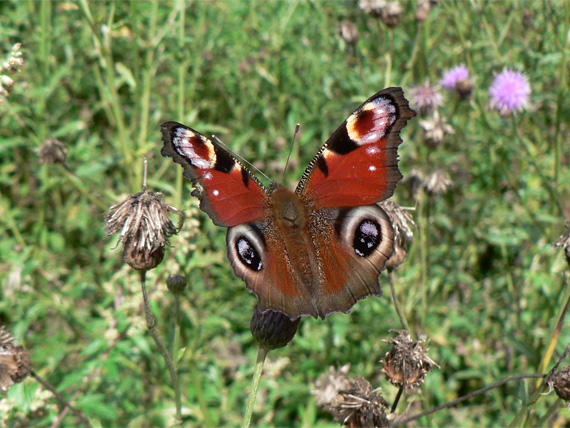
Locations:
327;376;390;427
548;366;570;408
0;43;24;106
358;0;386;17
489;69;531;116
381;201;415;270
0;327;32;393
339;20;360;46
415;0;435;21
36;137;68;165
381;330;438;389
250;307;301;350
419;110;455;145
423;168;453;195
2;43;24;72
554;225;570;265
380;1;404;27
104;191;183;271
313;364;352;407
409;80;443;115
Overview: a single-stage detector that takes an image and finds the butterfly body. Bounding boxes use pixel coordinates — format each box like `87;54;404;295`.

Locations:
161;87;415;319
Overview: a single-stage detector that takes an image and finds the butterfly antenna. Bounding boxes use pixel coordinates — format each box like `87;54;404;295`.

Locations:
212;135;272;183
282;123;300;183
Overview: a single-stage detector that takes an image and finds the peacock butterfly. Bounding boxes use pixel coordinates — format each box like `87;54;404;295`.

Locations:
161;87;415;320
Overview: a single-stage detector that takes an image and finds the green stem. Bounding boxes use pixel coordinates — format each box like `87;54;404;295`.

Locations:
418;192;429;325
59;165;109;212
511;115;563;216
175;0;187;208
172;294;181;370
242;347;268;428
139;271;181;424
78;0;135;189
388;271;414;340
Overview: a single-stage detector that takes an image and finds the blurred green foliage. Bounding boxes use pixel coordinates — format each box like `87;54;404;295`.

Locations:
1;0;569;426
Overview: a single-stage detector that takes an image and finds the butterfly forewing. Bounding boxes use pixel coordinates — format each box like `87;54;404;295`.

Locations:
296;87;415;208
161;122;270;227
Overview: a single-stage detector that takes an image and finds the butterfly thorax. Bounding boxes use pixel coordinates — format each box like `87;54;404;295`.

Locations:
270;185;319;290
270;185;307;228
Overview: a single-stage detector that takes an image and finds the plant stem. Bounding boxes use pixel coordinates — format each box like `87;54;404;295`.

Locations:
391;386;404;413
139;270;182;424
242;347;268;428
388;271;414;339
394;373;545;426
31;370;92;427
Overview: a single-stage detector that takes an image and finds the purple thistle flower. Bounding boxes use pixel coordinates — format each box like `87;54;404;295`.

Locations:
440;65;470;90
489;69;531;115
409;80;443;115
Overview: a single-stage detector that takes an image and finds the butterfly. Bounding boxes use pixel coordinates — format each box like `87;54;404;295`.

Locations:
161;87;415;320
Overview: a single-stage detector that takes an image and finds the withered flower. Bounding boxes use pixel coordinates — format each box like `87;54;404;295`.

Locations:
548;366;570;409
423;168;453;195
327;376;390;427
250;307;301;350
0;326;32;393
104;191;183;271
415;0;433;21
381;329;439;389
554;225;570;265
381;201;415;270
358;0;386;17
380;1;403;27
313;364;352;407
2;43;24;72
339;20;360;46
409;80;443;115
419;110;455;146
37;137;68;165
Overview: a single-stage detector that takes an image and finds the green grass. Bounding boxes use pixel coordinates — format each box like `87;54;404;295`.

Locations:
1;0;570;426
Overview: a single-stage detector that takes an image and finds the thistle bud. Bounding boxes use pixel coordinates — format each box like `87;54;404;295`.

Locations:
166;274;187;295
250;307;300;350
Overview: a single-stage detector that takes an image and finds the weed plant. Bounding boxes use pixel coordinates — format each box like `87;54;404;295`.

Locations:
1;0;570;426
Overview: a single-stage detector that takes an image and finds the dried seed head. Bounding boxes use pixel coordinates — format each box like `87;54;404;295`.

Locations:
409;80;443;115
166;273;188;295
358;0;386;17
380;1;404;27
2;43;24;72
313;364;352;407
250;307;301;350
104;191;183;271
339;20;360;46
549;366;570;409
37;138;68;165
327;376;390;427
381;329;439;389
554;226;570;266
415;0;435;21
0;326;32;393
381;201;415;270
419;111;455;146
423;169;453;195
